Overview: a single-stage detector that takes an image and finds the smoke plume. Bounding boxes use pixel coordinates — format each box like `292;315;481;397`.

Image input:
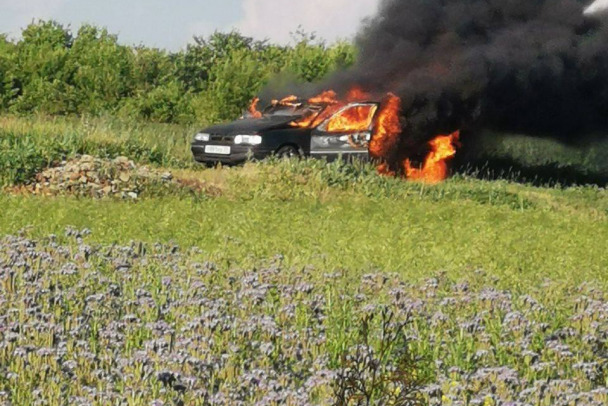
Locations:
309;0;608;174
336;0;608;140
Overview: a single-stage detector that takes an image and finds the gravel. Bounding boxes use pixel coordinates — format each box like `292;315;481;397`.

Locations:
25;155;174;199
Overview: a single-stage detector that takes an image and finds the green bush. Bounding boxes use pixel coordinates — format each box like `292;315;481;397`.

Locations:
0;21;356;124
0;35;16;108
193;49;274;122
9;21;75;114
0;129;77;185
67;25;135;114
286;32;356;82
175;31;273;93
0;116;196;186
124;80;194;124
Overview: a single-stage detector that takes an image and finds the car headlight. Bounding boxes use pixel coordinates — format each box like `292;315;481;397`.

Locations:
234;135;262;145
194;133;210;142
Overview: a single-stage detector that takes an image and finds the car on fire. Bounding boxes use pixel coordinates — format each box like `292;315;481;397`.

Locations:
191;98;380;165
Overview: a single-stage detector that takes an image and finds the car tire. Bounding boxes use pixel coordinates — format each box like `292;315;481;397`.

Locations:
276;145;300;159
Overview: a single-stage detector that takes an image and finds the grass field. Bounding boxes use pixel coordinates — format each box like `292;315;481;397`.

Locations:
2;163;607;287
1;116;607;404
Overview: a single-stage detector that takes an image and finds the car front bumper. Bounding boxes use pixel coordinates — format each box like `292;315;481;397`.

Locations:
191;143;273;165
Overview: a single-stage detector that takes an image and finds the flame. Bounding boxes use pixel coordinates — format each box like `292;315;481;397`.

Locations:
248;97;263;119
308;90;339;105
376;162;396;177
289;92;338;128
291;88;374;130
404;131;461;184
250;87;460;183
326;105;377;133
369;93;402;163
272;95;300;107
346;87;371;102
290;113;318;128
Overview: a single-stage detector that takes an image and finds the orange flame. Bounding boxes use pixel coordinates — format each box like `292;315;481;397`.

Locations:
325;105;377;133
291;88;375;130
308;90;339;105
290;113;318;128
248;97;262;119
346;87;371;102
251;87;460;183
369;94;402;163
404;131;460;184
272;95;300;107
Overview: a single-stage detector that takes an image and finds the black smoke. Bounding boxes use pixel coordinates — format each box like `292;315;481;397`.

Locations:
341;0;608;137
321;0;608;179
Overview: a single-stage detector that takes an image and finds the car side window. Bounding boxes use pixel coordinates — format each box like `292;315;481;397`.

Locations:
319;104;378;133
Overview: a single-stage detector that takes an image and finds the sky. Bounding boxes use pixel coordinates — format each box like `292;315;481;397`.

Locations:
0;0;382;50
585;0;608;14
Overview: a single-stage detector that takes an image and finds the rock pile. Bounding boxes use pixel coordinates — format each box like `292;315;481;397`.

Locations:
29;155;173;199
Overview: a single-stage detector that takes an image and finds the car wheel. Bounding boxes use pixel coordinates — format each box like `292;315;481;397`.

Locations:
276;145;300;159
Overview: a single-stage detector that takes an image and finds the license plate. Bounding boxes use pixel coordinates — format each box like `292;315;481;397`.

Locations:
205;145;231;155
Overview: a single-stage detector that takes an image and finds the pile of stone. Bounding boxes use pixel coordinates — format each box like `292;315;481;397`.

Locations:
29;155;174;199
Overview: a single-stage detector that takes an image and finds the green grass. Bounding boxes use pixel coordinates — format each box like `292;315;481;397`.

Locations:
1;114;607;290
5;226;607;404
1;159;606;290
479;131;608;174
2;115;608;404
0;115;199;185
3;115;608;187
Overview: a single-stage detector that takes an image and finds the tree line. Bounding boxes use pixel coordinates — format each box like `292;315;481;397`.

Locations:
0;21;355;124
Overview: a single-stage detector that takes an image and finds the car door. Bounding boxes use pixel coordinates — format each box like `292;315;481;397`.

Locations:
310;102;379;161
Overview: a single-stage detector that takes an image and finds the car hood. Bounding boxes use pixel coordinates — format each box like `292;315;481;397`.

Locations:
201;115;302;135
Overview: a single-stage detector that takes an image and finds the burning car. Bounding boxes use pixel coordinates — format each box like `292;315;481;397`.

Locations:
191;89;461;184
191;93;381;165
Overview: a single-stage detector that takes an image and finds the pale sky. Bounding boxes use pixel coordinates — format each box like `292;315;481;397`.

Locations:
0;0;381;50
585;0;608;14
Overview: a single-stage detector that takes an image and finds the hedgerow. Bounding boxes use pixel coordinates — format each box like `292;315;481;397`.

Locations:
0;21;355;124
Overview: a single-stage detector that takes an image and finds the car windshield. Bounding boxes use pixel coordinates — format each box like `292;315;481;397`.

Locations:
319;104;378;133
262;103;322;118
240;100;330;123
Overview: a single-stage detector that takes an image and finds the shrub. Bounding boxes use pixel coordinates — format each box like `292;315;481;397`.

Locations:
67;25;135;114
0;21;357;124
0;35;16;108
9;21;75;115
125;80;194;124
286;32;356;82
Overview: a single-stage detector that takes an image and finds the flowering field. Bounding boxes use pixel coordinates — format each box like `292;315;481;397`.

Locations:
1;227;607;405
2;116;608;405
